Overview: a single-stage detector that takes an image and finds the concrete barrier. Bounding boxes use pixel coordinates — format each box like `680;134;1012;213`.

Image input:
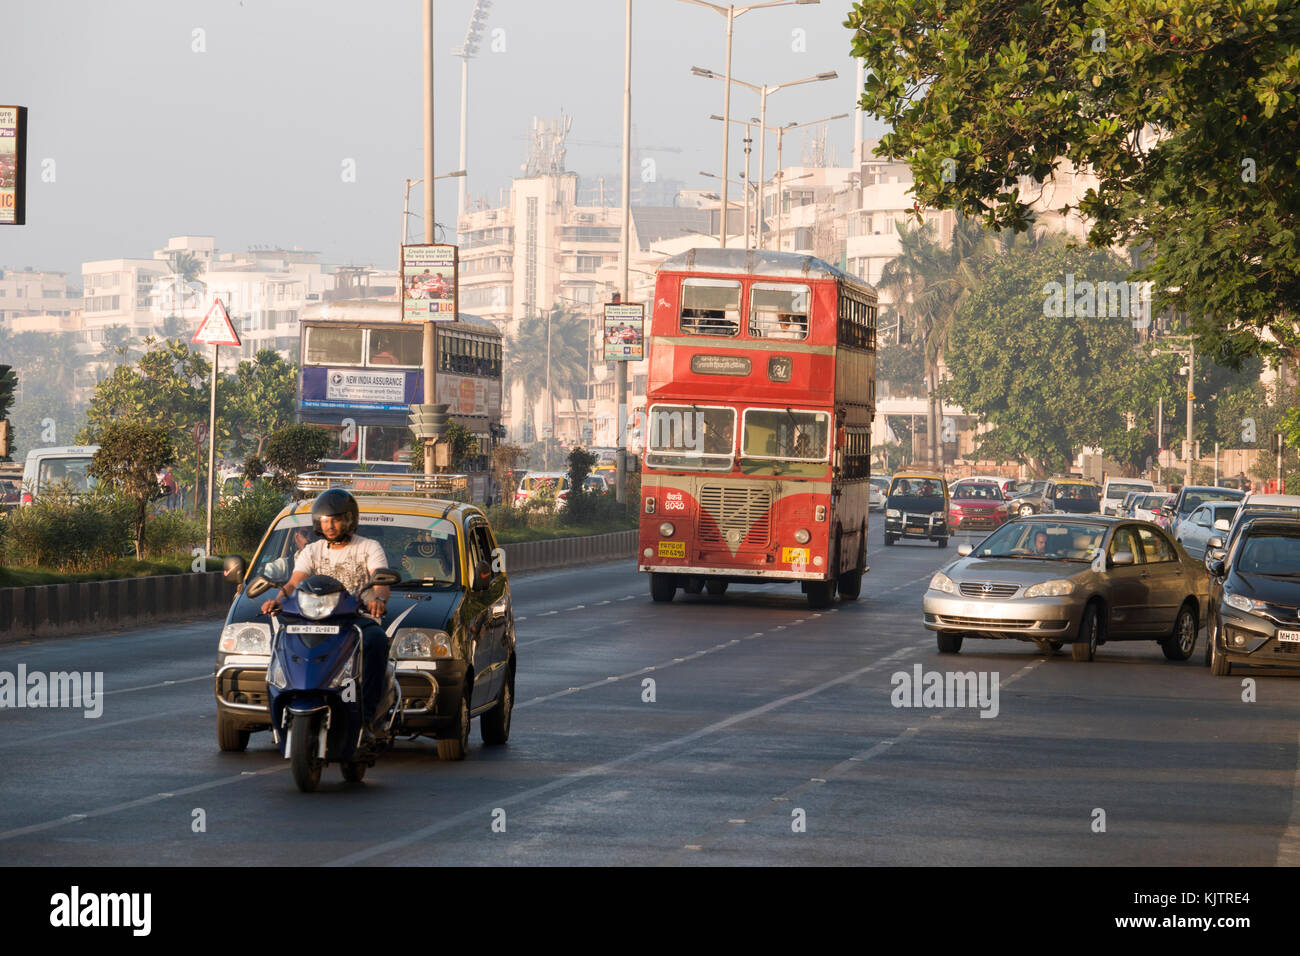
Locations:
0;529;639;642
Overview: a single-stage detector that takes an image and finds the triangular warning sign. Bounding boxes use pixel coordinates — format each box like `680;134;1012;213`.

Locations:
192;298;241;347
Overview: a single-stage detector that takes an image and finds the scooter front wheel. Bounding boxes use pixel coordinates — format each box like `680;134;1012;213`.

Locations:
289;715;323;792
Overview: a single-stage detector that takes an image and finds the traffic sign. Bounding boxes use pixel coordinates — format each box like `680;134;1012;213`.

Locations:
194;421;207;446
192;298;241;347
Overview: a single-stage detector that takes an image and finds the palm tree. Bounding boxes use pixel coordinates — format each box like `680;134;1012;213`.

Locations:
878;215;991;466
507;307;588;463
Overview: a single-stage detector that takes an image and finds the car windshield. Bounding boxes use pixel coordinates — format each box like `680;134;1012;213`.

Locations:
1108;483;1150;498
1236;532;1300;577
1054;484;1098;500
37;457;98;493
890;477;944;498
522;475;566;493
1019;481;1047;495
1140;494;1169;509
1182;488;1245;513
250;514;461;589
971;520;1106;562
952;482;1002;500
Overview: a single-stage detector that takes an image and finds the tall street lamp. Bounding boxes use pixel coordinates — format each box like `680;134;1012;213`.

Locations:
453;0;493;226
753;111;849;250
403;170;467;246
692;67;837;249
675;0;822;247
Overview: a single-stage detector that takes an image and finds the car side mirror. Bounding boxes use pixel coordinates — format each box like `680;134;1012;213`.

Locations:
1213;518;1231;531
473;559;492;590
1111;551;1135;566
956;543;972;557
1207;536;1224;550
1209;559;1226;578
222;554;246;584
368;568;402;588
245;575;274;599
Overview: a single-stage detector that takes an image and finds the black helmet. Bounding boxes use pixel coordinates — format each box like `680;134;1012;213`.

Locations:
311;489;359;541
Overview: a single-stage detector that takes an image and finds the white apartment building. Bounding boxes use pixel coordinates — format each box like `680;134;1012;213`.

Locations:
0;268;80;327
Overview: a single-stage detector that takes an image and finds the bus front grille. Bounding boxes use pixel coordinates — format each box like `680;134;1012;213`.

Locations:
698;486;772;550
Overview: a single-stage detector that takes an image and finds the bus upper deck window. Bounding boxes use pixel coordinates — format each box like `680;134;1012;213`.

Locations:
368;327;422;366
306;327;363;366
680;279;741;336
749;283;809;340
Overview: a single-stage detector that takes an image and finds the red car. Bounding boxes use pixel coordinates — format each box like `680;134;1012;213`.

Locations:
947;480;1011;533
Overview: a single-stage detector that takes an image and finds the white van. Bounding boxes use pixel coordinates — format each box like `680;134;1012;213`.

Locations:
1101;477;1155;516
20;446;100;504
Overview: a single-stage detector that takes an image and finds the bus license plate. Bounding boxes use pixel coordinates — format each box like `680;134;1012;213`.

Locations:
1278;630;1300;643
285;625;341;634
782;547;809;566
658;541;685;558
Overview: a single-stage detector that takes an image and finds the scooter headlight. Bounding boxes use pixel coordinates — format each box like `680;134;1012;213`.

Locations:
219;622;271;655
328;651;358;689
266;654;288;688
296;591;341;620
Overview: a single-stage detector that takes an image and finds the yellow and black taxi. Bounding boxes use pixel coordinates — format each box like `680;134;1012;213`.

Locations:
884;470;950;547
215;472;516;761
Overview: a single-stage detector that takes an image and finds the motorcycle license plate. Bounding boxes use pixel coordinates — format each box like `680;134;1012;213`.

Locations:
285;624;340;634
1277;630;1300;643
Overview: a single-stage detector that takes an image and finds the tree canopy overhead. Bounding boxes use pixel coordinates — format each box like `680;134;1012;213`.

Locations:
846;0;1300;368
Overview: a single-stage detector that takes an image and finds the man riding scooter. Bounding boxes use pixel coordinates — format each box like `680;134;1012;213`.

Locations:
260;489;391;744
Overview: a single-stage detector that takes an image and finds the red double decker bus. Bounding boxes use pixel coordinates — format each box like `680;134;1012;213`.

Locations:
637;248;878;608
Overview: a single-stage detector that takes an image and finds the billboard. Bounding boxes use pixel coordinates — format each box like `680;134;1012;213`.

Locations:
401;243;457;322
603;302;644;361
0;106;27;226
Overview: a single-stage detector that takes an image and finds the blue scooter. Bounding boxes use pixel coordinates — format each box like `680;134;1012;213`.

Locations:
246;569;402;792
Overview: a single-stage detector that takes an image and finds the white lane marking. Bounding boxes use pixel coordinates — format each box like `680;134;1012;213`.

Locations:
539;610;558;617
618;595;636;601
103;674;212;697
327;644;920;866
596;600;611;606
518;619;631;648
0;764;287;842
0;708;195;751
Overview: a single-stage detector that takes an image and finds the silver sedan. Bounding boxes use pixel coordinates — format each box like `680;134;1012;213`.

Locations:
922;516;1208;662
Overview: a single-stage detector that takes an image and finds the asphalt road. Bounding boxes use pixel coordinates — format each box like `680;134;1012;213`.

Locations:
2;532;1299;866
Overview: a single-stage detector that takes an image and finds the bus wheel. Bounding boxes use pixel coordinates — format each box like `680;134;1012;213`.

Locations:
649;573;676;603
705;579;728;596
806;579;835;609
683;578;704;595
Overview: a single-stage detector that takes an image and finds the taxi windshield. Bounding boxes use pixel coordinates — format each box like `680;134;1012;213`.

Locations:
251;514;461;588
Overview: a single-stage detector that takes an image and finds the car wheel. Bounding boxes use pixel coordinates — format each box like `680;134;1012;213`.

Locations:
705;579;729;596
936;537;948;548
1210;632;1232;676
480;670;513;745
1019;504;1034;516
1072;603;1100;662
884;533;896;546
1204;616;1216;667
649;573;676;603
436;686;471;761
936;632;963;654
1160;602;1197;661
217;716;250;753
341;761;367;783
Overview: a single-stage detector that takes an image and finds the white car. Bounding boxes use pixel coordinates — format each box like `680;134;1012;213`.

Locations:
20;445;99;505
1101;477;1155;516
869;476;889;511
1133;492;1172;523
515;471;570;511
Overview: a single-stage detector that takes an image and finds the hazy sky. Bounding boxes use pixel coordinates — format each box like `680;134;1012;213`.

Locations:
0;0;881;280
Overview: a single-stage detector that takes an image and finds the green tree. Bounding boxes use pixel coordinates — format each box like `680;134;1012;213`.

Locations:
88;421;177;559
231;349;298;457
562;446;598;524
943;240;1179;475
846;0;1300;370
263;424;333;493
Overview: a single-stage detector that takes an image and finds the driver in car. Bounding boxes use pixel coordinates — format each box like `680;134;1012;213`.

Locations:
1032;530;1051;556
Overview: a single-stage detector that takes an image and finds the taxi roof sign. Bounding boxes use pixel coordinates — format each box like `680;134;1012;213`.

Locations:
192;298;241;347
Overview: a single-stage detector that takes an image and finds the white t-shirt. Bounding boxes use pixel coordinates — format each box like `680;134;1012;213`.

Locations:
293;535;388;597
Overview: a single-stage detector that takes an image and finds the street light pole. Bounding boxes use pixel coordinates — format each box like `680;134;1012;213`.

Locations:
616;0;632;503
422;0;436;479
1186;338;1195;488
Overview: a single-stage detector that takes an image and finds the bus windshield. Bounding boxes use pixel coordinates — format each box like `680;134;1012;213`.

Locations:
645;404;735;471
739;408;829;477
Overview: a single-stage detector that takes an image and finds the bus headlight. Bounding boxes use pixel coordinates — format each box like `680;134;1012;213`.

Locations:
660;522;675;537
794;528;810;544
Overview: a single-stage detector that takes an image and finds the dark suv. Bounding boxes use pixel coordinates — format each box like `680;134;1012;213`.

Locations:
1206;517;1300;675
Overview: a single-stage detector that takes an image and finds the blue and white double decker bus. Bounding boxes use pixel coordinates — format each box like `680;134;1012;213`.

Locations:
298;299;504;502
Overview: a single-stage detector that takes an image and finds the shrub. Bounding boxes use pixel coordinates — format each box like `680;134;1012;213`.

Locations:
215;483;288;554
0;484;133;572
143;510;204;559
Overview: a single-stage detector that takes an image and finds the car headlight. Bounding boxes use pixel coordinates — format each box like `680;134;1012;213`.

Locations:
392;628;453;660
659;522;675;537
219;622;271;655
1023;579;1075;598
794;528;810;544
266;654;288;688
296;591;341;620
887;509;901;518
929;572;956;594
1225;592;1266;615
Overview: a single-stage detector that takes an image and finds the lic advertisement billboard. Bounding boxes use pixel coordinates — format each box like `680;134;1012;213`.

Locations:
401;243;457;322
603;302;644;361
0;106;27;226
